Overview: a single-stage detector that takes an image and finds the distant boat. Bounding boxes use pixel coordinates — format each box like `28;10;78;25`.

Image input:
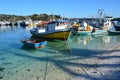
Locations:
108;30;120;35
72;18;113;35
114;21;120;31
114;25;120;31
73;29;107;35
108;21;120;35
72;9;113;36
20;39;47;48
30;20;72;40
72;21;110;35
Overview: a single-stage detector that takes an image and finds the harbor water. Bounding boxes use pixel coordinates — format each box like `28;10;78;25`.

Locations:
0;26;120;80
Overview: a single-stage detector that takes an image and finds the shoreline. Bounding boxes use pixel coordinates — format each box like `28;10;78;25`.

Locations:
0;42;120;80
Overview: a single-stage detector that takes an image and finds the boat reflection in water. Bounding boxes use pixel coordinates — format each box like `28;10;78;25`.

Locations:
70;35;114;50
0;26;18;33
102;35;111;45
76;35;92;46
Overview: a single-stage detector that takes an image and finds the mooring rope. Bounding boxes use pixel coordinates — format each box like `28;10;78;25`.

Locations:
43;53;49;80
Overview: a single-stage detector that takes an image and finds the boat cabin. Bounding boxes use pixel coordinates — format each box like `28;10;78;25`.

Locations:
31;20;70;34
46;20;69;31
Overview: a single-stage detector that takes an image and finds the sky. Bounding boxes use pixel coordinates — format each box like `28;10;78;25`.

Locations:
0;0;120;18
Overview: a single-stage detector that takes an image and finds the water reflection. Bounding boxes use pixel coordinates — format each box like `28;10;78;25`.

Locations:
70;34;120;51
70;35;93;46
77;36;92;46
92;35;111;45
102;35;110;44
0;25;35;34
0;26;19;33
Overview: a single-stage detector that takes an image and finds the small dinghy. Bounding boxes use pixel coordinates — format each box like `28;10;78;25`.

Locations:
20;38;47;48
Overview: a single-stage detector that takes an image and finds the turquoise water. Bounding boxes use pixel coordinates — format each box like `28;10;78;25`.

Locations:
0;26;120;80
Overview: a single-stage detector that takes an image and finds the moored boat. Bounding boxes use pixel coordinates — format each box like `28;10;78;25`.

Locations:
30;20;72;40
74;29;107;35
108;30;120;35
114;25;120;31
72;21;109;35
76;31;92;35
20;39;47;48
72;10;113;36
114;21;120;31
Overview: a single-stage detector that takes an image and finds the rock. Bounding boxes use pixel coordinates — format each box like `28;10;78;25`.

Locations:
0;76;3;79
37;77;39;80
26;69;30;71
0;68;5;72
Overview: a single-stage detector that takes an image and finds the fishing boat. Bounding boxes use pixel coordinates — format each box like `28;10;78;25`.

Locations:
73;29;107;35
107;20;120;35
72;21;109;36
20;39;47;48
30;20;71;40
72;18;113;35
114;25;120;31
72;9;113;35
114;21;120;31
108;30;120;35
72;17;113;35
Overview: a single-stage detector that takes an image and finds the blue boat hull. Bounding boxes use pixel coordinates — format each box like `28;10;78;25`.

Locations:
21;40;47;48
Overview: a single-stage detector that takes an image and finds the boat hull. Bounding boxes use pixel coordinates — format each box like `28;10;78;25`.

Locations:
31;29;71;40
108;30;120;35
77;31;92;35
114;25;120;31
92;30;107;35
73;30;107;35
21;40;47;48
